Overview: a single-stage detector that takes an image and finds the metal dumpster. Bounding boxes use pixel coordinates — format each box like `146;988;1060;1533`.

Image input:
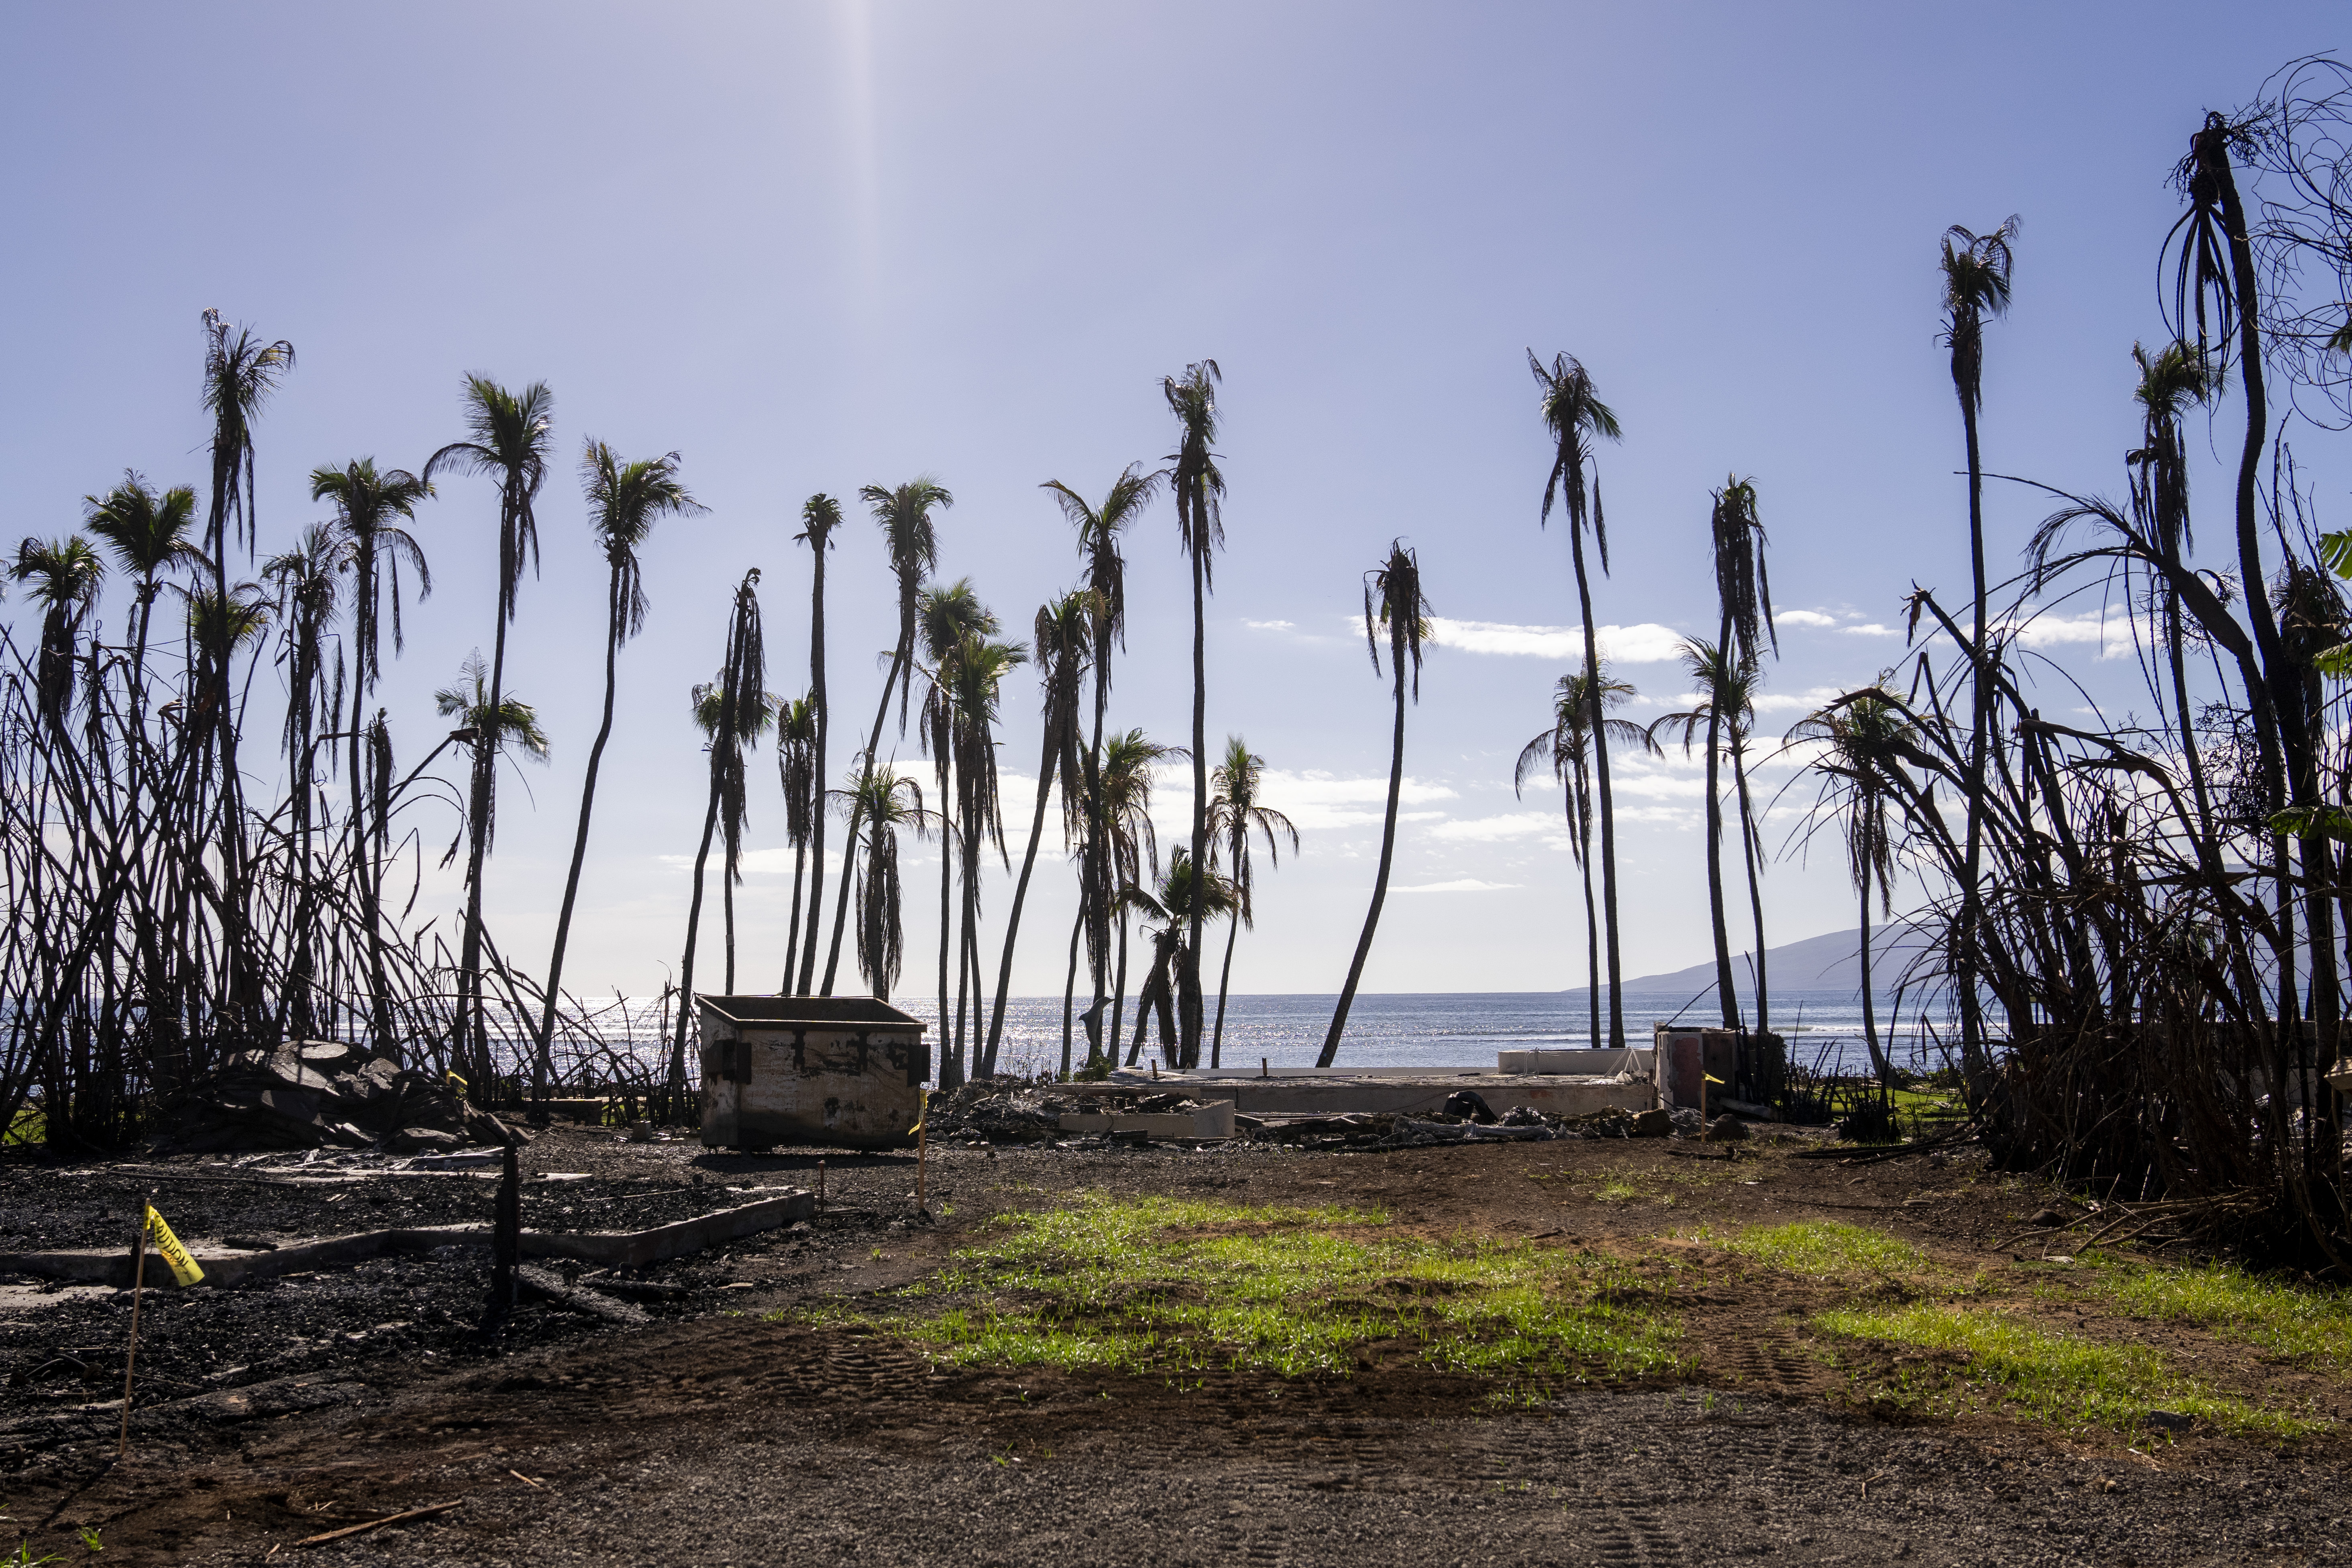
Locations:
697;996;930;1150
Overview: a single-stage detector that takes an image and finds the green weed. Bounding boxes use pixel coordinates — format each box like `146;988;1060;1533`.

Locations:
797;1193;1686;1385
1717;1221;1931;1283
1816;1302;2319;1436
2087;1256;2352;1371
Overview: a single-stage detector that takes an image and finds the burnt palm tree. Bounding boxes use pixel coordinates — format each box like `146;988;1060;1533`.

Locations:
844;765;931;1002
1529;349;1629;1048
1650;636;1763;1032
991;591;1091;1076
1516;668;1650;1049
1789;692;1912;1085
793;494;843;994
312;456;433;1052
426;376;555;1088
948;633;1026;1079
83;472;201;694
260;524;344;1039
2128;341;2225;852
1206;737;1296;1069
10;537;105;724
1121;849;1237;1066
199;310;294;1029
1101;729;1186;1064
916;579;998;1084
532;443;701;1097
1163;364;1225;1065
1320;541;1431;1067
1940;218;2016;1075
1044;465;1162;1050
671;570;766;1112
777;694;819;991
820;477;950;994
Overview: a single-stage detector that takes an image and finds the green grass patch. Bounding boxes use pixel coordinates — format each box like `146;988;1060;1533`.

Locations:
2;1106;42;1149
2087;1255;2352;1372
800;1193;1688;1385
1593;1179;1643;1204
1717;1221;1932;1284
1815;1302;2321;1436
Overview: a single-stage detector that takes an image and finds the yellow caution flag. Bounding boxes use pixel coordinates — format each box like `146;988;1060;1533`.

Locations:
143;1204;204;1287
909;1089;930;1136
446;1070;470;1095
1704;1073;1726;1086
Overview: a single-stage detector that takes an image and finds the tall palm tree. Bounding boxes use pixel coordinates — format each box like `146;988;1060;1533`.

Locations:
1162;365;1225;1065
1515;668;1649;1050
433;652;550;1083
949;632;1025;1079
777;694;819;991
1100;729;1185;1064
1705;477;1775;1031
1320;541;1431;1067
671;570;766;1111
1043;465;1162;1051
916;580;998;1084
820;478;951;994
1789;692;1913;1085
311;457;432;1052
2128;341;2225;852
83;472;201;694
1939;218;2016;1075
198;309;294;1030
842;765;931;1002
793;494;842;994
1121;849;1237;1065
1206;737;1296;1069
1650;637;1762;1032
1529;349;1629;1048
9;537;105;724
532;443;701;1097
426;376;555;1088
260;524;344;1040
993;591;1091;1076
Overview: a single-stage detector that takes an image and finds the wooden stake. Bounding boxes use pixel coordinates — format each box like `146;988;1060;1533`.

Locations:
117;1195;150;1458
916;1112;927;1213
817;1159;826;1210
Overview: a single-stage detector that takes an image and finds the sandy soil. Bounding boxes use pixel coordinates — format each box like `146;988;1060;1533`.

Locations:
1;1124;2344;1565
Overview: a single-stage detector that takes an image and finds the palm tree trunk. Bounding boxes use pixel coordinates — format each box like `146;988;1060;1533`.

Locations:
988;744;1058;1067
1184;540;1208;1067
1084;677;1111;1034
722;843;737;994
1730;733;1768;1034
821;643;908;994
1569;525;1626;1049
1704;684;1738;1031
1116;908;1139;1065
938;770;955;1087
1061;901;1083;1077
1211;901;1239;1069
1574;772;1600;1051
669;782;722;1120
783;838;807;992
1956;378;1991;1084
1319;623;1408;1066
1859;854;1888;1084
534;579;625;1094
797;546;829;994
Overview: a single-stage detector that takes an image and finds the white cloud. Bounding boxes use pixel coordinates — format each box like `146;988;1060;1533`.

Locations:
1776;609;1840;629
1244;619;1295;631
1427;811;1566;842
2010;611;2129;658
1613;804;1698;826
1841;622;1898;637
1423;618;1689;663
1610;771;1709;800
1391;878;1521;893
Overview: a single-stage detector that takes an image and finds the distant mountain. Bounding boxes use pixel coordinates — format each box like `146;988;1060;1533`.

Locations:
1584;925;1936;999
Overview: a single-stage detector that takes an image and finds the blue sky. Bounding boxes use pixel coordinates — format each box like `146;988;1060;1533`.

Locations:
4;3;2347;1002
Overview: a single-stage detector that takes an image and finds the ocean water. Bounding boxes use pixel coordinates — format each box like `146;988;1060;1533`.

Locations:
891;988;1941;1081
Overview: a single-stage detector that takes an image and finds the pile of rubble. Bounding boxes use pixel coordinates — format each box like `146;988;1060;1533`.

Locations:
154;1039;522;1153
919;1081;1080;1144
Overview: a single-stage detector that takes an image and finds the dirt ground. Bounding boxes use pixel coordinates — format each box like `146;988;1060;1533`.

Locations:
2;1123;2345;1566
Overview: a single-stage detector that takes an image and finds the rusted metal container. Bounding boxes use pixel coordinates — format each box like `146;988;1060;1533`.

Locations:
697;996;930;1150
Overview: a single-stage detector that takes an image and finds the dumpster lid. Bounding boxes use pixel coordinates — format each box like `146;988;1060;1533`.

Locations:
695;995;927;1032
